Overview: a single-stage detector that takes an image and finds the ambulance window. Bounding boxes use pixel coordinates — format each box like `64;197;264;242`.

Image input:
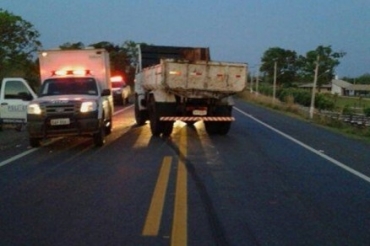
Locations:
4;81;31;100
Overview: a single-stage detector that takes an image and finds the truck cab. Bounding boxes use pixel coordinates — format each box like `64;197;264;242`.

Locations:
0;78;37;130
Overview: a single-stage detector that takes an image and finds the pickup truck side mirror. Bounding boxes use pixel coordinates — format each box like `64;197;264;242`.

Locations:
101;89;111;96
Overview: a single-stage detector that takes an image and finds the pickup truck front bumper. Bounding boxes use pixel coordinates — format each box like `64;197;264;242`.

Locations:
27;113;100;138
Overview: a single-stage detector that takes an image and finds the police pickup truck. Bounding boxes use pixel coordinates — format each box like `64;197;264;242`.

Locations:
0;78;37;131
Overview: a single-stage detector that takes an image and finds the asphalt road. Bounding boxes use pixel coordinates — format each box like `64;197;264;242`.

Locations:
1;99;370;246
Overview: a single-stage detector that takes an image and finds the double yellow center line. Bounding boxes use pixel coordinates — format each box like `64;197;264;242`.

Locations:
142;131;188;246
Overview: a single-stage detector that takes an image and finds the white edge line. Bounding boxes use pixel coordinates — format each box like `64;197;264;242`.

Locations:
0;148;37;167
234;107;370;183
0;137;63;167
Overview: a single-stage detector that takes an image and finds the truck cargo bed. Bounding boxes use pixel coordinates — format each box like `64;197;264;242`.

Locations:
141;59;247;98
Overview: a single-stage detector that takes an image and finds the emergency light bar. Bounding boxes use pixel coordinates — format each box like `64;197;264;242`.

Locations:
52;69;92;76
111;75;123;82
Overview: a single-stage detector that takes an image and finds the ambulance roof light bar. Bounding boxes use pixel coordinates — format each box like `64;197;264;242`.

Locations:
52;69;92;76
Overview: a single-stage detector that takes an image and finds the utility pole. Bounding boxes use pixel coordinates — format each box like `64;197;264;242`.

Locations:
256;69;259;95
273;61;277;103
250;72;254;93
309;55;320;119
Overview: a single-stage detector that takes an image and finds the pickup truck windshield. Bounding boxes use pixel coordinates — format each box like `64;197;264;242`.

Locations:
40;78;98;96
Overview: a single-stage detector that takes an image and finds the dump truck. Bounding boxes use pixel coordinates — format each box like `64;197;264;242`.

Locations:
134;44;247;136
27;48;113;147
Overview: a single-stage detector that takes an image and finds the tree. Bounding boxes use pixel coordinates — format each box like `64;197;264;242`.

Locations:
260;47;299;87
0;9;42;79
122;40;139;67
343;73;370;84
121;40;149;85
59;42;85;50
90;41;135;85
300;45;346;88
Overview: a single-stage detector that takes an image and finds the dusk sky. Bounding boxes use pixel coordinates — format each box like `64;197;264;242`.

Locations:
2;0;369;78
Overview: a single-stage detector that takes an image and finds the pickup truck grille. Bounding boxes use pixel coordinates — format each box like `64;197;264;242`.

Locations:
43;103;81;116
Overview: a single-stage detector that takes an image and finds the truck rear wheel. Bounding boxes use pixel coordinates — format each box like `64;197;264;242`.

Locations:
205;106;232;135
149;98;175;137
29;137;41;148
162;121;174;137
135;95;147;126
205;121;231;135
149;99;162;136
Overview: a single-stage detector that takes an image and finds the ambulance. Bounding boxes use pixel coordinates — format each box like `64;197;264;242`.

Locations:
26;48;113;147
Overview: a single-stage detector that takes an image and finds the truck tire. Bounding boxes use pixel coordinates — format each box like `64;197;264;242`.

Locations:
205;106;232;135
93;124;106;147
148;98;162;136
135;95;147;126
105;116;112;135
29;137;41;148
162;121;174;137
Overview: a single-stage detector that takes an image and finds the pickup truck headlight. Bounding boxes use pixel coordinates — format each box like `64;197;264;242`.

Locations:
80;101;97;113
27;103;42;115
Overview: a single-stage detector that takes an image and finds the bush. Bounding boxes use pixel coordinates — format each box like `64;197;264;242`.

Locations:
258;84;273;96
315;94;335;111
342;105;354;115
364;107;370;117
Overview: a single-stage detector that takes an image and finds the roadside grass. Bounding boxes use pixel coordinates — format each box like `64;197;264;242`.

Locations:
237;90;370;142
333;95;370;109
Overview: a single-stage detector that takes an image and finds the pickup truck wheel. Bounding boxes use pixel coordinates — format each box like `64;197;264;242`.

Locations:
29;137;41;148
135;96;147;126
105;118;112;135
105;120;112;135
93;125;106;147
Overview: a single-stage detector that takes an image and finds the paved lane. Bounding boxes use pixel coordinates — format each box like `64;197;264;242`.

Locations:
0;100;369;245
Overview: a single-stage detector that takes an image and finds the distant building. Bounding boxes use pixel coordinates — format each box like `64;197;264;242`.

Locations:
298;79;370;97
331;79;352;96
346;84;370;97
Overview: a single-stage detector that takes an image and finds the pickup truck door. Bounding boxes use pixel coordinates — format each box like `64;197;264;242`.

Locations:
0;78;37;124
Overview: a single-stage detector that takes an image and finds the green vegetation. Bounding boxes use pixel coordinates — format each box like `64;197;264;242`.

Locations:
239;90;370;141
